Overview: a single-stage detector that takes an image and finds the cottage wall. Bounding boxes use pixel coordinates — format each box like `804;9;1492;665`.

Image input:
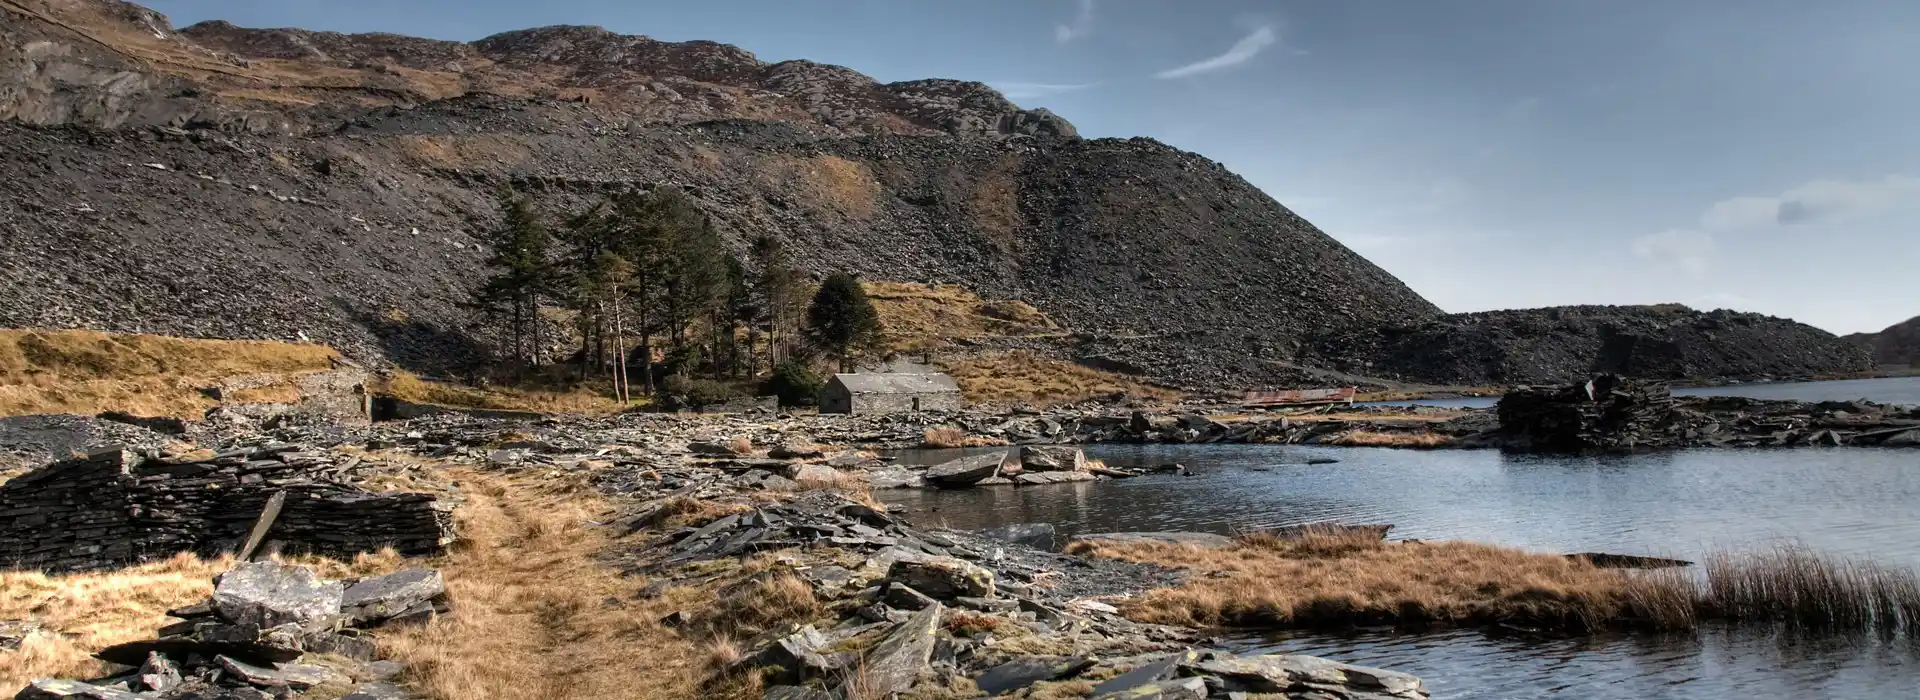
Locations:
820;386;855;414
848;391;962;415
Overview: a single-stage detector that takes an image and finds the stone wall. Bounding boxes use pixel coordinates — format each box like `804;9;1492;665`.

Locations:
0;447;454;573
843;391;963;415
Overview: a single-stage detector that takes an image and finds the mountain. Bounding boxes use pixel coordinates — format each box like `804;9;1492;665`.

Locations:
1846;316;1920;367
0;0;1873;389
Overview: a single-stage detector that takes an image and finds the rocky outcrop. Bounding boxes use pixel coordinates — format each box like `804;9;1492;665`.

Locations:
0;445;455;573
1315;305;1874;386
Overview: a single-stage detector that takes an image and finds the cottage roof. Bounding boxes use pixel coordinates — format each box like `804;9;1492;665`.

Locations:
830;373;960;394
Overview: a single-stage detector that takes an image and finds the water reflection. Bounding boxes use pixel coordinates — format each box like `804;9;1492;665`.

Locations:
1361;375;1920;409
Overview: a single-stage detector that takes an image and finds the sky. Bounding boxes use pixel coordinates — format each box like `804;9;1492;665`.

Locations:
144;0;1920;334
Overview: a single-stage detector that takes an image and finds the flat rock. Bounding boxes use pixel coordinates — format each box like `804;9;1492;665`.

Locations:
13;680;148;700
769;443;826;459
1090;651;1195;697
94;623;303;666
1069;532;1233;548
213;562;344;632
1185;653;1428;699
216;655;350;690
341;568;445;626
785;463;842;484
974;656;1095;695
925;452;1007;487
1092;677;1207;699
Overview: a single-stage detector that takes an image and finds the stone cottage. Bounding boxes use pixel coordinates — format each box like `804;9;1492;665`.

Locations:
819;373;962;415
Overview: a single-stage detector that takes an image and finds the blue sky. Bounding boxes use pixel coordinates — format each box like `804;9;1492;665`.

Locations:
146;0;1920;334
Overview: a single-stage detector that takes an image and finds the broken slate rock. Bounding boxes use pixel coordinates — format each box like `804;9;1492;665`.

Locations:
216;655;351;690
213;562;344;632
341;568;445;626
762;687;833;700
974;656;1095;696
137;651;184;692
842;603;942;696
1092;677;1207;700
1185;653;1428;699
745;625;839;684
888;557;994;600
881;582;939;611
1090;651;1197;697
1020;445;1086;472
769;443;826;460
13;680;148;700
785;463;842;485
94;623;303;666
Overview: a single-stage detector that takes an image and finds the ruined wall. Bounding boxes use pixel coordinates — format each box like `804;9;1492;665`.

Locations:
849;391;962;415
0;448;454;573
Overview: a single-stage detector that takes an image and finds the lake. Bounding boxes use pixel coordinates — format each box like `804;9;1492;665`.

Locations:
1361;375;1920;410
878;445;1920;699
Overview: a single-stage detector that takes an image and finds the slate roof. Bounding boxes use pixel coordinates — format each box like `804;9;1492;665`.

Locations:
829;373;960;394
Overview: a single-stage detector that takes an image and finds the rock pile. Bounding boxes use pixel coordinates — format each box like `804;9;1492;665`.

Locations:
0;446;455;573
1497;375;1677;453
15;561;443;700
1499;375;1920;453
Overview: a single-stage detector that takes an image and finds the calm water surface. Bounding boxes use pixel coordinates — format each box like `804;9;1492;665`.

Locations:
1363;375;1920;409
879;445;1920;699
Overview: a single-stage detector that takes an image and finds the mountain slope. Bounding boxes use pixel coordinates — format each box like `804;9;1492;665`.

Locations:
1847;316;1920;367
0;0;1873;389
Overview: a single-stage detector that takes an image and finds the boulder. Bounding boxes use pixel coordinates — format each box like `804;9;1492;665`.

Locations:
826;451;884;469
842;603;942;696
688;441;743;456
867;466;926;489
785;463;843;485
975;523;1057;550
1184;653;1428;699
887;557;994;599
213;562;344;632
974;656;1094;695
925;452;1007;487
1021;446;1086;472
340;568;444;626
1068;532;1233;548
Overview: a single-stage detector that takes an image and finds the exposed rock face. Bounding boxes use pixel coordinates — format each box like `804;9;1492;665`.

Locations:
1847;315;1920;367
213;562;345;631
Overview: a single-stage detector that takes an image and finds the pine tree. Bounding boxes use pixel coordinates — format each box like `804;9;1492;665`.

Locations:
474;189;552;366
750;235;801;370
805;272;882;373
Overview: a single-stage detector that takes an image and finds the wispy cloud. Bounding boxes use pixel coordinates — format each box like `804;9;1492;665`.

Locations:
1055;0;1095;43
1631;228;1716;279
1631;173;1920;278
1155;25;1277;79
989;81;1094;100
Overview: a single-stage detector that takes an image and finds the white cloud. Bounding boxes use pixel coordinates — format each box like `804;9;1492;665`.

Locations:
1055;0;1095;43
1631;228;1716;278
1700;174;1920;231
989;81;1094;100
1155;25;1277;79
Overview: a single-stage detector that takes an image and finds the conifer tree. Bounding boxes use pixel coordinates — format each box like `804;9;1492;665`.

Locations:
474;188;552;366
805;272;882;373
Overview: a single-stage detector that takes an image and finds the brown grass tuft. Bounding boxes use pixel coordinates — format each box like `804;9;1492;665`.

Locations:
1700;544;1920;633
921;426;967;448
705;573;821;640
726;437;755;456
944;351;1182;408
1324;430;1456;448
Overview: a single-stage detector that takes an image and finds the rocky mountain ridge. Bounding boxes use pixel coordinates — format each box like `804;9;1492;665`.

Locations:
0;0;1873;389
1847;315;1920;367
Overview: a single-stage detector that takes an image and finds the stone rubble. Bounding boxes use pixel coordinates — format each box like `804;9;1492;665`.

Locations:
16;562;446;700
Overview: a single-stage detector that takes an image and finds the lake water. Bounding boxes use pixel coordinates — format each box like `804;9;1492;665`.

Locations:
878;445;1920;699
1361;375;1920;410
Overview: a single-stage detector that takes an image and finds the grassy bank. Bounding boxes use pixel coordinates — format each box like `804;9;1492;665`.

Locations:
1072;534;1920;635
0;329;338;418
944;351;1183;407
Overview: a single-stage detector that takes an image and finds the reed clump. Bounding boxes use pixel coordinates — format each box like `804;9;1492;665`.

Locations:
1700;544;1920;634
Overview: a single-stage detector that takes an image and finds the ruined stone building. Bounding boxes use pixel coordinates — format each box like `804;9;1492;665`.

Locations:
818;373;962;415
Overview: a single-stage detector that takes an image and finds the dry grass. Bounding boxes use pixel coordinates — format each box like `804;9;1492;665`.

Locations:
1323;430;1456;448
377;471;714;700
379;372;633;416
944;352;1182;408
1701;544;1920;633
0;549;404;689
1071;535;1692;632
862;283;1057;354
726;437;755;456
760;154;880;220
0;329;339;418
919;426;1010;449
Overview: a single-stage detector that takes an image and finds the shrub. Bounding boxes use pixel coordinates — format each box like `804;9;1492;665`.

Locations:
763;360;822;407
662;375;742;411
